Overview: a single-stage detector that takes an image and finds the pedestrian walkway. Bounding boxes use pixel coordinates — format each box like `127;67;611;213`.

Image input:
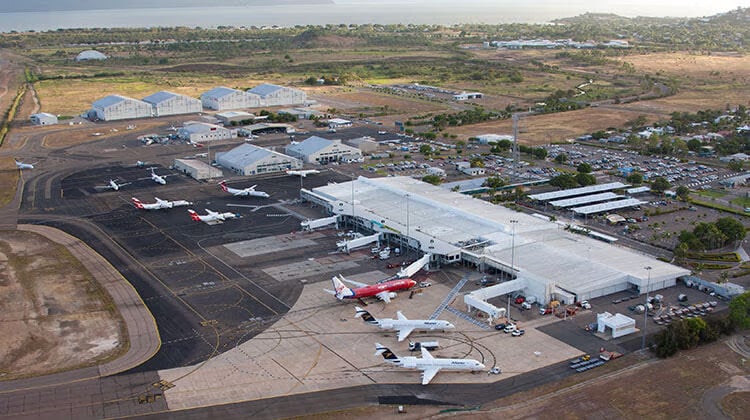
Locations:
429;274;471;320
445;305;491;330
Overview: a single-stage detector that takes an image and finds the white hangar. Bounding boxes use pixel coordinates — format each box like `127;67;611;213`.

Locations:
142;91;202;117
247;83;306;107
215;143;302;176
303;176;689;305
91;95;153;121
285;136;362;164
177;122;237;143
201;86;261;111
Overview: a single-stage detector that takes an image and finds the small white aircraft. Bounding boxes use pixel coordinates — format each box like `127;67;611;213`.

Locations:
15;160;36;170
355;307;454;342
374;343;485;385
219;180;269;198
148;168;171;185
188;209;239;224
132;197;192;210
99;179;131;191
286;169;320;178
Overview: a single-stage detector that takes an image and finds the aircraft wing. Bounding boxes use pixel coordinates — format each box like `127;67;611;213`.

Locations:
375;291;392;303
420;367;441;385
397;327;414;342
396;311;408;321
339;276;367;288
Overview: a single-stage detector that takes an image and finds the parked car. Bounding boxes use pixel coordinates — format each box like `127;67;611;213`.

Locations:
503;324;517;334
521;301;532;310
494;323;507;330
511;329;525;337
514;296;526;304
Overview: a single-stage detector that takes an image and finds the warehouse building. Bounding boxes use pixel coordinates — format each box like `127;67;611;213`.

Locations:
303;176;689;306
247;83;306;107
173;159;223;180
177;122;237;143
91;95;153;121
142;91;202;117
75;50;107;62
201;87;262;111
285;136;362;164
345;136;380;154
215;143;302;176
278;108;321;119
215;111;255;125
30;112;58;126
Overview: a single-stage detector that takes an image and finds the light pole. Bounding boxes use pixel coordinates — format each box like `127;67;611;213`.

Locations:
641;265;652;351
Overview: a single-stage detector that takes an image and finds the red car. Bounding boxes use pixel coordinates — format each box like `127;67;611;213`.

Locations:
515;296;525;304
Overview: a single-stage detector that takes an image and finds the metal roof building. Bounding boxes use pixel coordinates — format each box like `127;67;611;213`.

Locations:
529;182;629;201
303;176;688;304
177;122;237;143
30;112;58;126
142;91;202;117
201;86;262;111
75;50;107;61
247;83;306;107
91;95;153;121
215;143;301;176
571;198;645;215
285;136;361;164
549;192;621;208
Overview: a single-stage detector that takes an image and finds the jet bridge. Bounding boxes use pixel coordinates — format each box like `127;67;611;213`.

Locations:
300;215;338;231
464;278;527;323
397;253;431;278
336;233;381;253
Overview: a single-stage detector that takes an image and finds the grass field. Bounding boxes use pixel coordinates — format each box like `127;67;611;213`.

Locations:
0;157;19;207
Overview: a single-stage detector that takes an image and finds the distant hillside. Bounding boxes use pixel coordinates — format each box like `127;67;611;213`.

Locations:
3;0;332;13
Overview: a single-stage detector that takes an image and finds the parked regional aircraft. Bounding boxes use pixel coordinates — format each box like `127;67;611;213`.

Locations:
15;160;36;170
286;169;320;177
148;168;171;185
188;209;239;224
325;274;415;303
374;343;485;385
132;197;192;210
98;179;131;191
355;307;454;342
219;181;269;198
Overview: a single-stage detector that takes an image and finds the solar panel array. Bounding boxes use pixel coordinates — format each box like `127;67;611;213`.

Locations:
549;192;621;208
571;198;645;215
528;182;629;201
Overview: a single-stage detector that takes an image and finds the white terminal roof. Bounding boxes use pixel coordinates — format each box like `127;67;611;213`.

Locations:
528;182;629;201
571;198;645;215
549;192;620;208
311;176;688;298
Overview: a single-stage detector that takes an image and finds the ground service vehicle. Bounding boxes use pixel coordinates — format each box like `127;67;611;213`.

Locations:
409;341;439;351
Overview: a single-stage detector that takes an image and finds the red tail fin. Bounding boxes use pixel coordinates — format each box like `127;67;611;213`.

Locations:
131;198;144;209
188;210;201;221
219;181;228;192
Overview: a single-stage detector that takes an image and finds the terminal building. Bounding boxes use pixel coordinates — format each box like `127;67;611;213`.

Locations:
303;176;689;306
215;143;302;176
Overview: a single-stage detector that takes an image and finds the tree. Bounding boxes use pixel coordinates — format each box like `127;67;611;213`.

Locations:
694;222;727;250
419;144;433;155
421;174;442;185
687;138;702;152
650;176;671;193
484;176;505;189
577;162;592;173
626;172;644;185
728;160;744;172
554;153;568;164
675;185;690;200
550;173;578;189
715;217;746;243
729;292;750;329
532;148;548;159
575;172;597;186
470;157;484;168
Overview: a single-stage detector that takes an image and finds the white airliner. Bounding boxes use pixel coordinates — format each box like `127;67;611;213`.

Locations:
100;179;131;191
355;307;455;342
132;197;192;210
286;169;320;177
188;209;239;224
219;180;269;198
15;160;36;170
149;168;171;185
374;343;485;385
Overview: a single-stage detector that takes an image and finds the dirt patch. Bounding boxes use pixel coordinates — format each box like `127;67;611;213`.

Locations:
0;230;125;380
721;391;750;419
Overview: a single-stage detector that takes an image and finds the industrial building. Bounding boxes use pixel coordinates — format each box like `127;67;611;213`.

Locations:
247;83;306;107
142;91;202;117
345;136;380;154
215;111;255;125
201;87;262;111
75;50;107;61
285;136;362;164
278;108;321;119
91;95;153;121
173;159;223;180
29;112;58;125
215;143;302;176
177;122;237;143
303;176;689;308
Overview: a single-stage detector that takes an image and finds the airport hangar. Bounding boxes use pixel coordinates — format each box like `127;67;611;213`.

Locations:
303;176;689;307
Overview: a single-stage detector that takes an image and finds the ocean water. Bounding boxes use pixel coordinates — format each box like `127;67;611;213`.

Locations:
1;1;748;33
